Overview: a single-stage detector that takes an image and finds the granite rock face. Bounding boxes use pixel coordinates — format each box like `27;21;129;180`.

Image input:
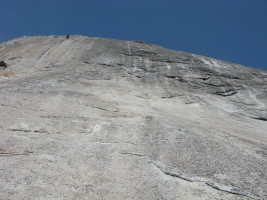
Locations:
0;35;266;200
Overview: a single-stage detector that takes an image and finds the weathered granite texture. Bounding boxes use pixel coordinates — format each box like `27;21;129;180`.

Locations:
0;35;266;200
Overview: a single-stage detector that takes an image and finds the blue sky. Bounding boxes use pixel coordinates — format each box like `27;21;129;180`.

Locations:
1;0;267;70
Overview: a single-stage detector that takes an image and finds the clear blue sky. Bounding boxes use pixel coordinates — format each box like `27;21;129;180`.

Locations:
1;0;267;70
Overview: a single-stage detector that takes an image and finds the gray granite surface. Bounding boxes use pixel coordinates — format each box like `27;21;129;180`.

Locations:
0;35;266;200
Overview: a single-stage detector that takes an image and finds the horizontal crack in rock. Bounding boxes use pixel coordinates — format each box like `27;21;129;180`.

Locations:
152;162;194;182
236;113;267;122
213;90;237;97
92;106;118;112
153;161;260;199
92;141;137;146
0;151;34;157
206;182;260;200
253;117;267;121
9;128;31;132
120;152;148;157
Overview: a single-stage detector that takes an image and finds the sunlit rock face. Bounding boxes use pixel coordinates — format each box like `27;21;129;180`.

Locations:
0;35;266;200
